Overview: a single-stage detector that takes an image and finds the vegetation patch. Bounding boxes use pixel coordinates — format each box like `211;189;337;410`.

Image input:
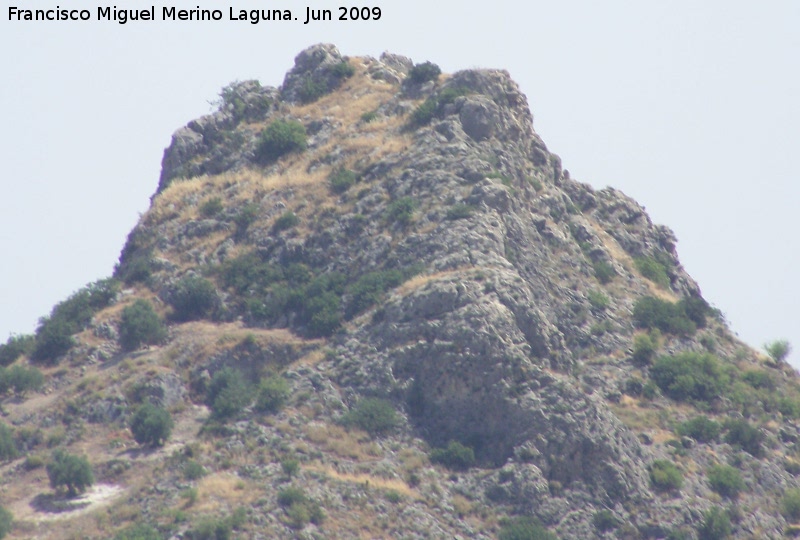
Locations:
343;398;398;436
593;510;620;532
592;260;616;284
650;352;728;404
0;333;34;366
346;267;418;318
0;424;17;462
677;416;720;443
430;441;476;471
386;196;417;225
634;256;671;288
130;403;173;447
199;197;224;218
723;418;764;457
406;61;441;84
276;486;324;529
446;203;475;221
119;299;167;351
47;450;94;496
329;168;357;194
168;276;219;322
271;211;300;233
255;375;290;414
206;368;253;420
649;459;683;492
632;296;704;336
707;464;744;498
254;120;307;164
631;331;659;366
782;488;800;521
0;364;44;396
498;516;557;540
31;279;118;364
697;506;731;540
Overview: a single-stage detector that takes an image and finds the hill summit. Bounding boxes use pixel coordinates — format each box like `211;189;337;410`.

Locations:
1;44;799;539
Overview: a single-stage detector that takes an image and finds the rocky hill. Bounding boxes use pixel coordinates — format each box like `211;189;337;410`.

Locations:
1;44;799;539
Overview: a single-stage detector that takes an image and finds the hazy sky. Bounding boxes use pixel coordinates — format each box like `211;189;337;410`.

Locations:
2;1;798;365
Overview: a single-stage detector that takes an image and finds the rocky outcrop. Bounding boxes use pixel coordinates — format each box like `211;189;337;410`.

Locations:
94;45;800;539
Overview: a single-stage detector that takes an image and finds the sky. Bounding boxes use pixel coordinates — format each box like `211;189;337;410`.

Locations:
1;1;798;366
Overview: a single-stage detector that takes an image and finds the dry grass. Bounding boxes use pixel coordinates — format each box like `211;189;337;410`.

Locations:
304;423;376;461
452;494;474;517
304;463;418;499
609;401;665;432
193;472;257;513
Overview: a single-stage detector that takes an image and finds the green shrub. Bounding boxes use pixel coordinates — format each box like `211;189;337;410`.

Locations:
218;251;283;295
649;459;683;492
632;332;659;365
707;464;744;498
498;516;557;540
624;377;644;396
633;296;696;336
187;516;231;540
0;364;44;396
255;120;307;164
679;296;711;328
281;458;299;478
233;202;260;238
47;450;94;496
168;276;219;322
764;339;792;363
31;279;119;364
329;168;357;194
446;203;475;220
592;260;616;284
277;486;307;507
303;290;343;337
741;369;775;390
782;488;800;521
346;268;406;318
697;507;731;540
410;97;438;126
587;290;610;311
296;75;328;104
0;424;17;462
119;299;167;351
24;455;45;470
406;61;441;84
360;110;378;123
330;60;355;80
634;256;670;288
130;403;173;447
650;352;727;403
437;86;470;106
183;460;205;480
0;506;11;540
255;376;290;414
387;197;417;225
677;416;720;443
114;523;163;540
272;211;300;233
723;418;763;457
593;510;620;532
199;197;223;218
344;398;398;436
430;441;476;471
277;487;323;528
0;334;34;366
206;368;252;420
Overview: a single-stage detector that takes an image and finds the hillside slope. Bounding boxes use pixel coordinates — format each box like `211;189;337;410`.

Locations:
1;44;799;539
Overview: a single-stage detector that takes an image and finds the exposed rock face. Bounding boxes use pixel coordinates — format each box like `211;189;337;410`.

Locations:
23;44;798;539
